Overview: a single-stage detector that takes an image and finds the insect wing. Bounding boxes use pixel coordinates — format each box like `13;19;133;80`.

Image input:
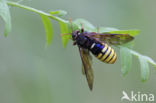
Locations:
78;47;94;90
85;32;134;45
81;51;92;75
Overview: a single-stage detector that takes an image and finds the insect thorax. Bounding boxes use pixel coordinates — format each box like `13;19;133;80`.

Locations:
76;35;94;48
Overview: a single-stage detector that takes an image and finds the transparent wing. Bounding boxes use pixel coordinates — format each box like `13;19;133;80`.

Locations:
84;32;134;45
78;47;94;90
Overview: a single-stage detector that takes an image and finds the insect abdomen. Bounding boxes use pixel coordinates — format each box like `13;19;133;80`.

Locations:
90;43;117;64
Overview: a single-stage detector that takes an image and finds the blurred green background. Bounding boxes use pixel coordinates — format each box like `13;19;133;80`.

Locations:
0;0;156;103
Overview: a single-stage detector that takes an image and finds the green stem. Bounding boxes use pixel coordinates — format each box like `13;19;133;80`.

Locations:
129;49;156;67
7;1;67;23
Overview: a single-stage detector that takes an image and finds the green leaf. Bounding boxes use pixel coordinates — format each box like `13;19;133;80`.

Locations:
49;11;59;15
0;0;11;36
73;19;95;31
49;10;67;17
92;27;139;37
109;30;140;36
130;49;156;69
143;56;156;69
59;21;71;47
138;56;150;82
120;47;132;76
124;48;156;81
40;14;53;46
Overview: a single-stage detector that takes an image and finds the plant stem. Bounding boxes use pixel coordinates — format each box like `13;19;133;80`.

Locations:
7;1;67;23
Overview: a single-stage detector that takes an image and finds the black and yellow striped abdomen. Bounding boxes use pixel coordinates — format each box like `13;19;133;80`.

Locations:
90;43;117;64
96;43;117;64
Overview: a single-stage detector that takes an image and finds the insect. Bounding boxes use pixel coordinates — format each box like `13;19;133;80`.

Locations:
66;22;134;91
